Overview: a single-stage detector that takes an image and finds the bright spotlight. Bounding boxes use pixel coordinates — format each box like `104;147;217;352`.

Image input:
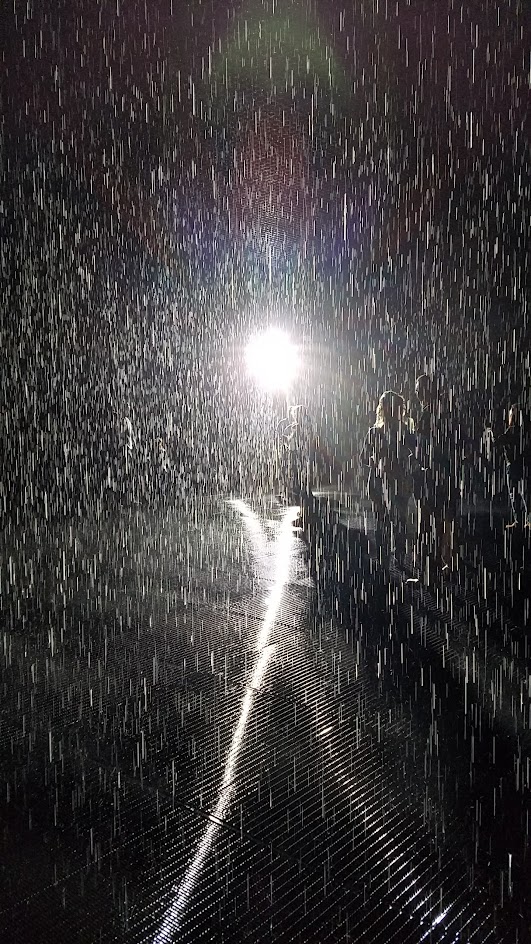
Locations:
245;328;299;393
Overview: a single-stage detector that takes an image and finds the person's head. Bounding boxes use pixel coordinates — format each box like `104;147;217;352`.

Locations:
508;403;520;428
375;391;405;429
288;404;302;422
415;373;440;408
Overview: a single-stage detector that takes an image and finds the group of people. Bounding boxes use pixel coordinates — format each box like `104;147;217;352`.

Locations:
103;415;206;504
359;375;531;579
105;385;530;584
274;375;530;584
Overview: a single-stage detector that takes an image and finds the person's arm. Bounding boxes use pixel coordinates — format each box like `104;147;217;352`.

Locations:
359;429;375;469
491;428;510;447
403;431;422;471
277;417;295;444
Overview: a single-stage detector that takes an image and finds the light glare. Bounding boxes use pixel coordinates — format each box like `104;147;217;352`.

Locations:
245;328;299;393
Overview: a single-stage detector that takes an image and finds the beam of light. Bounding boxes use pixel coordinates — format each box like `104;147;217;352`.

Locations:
153;501;299;943
244;328;299;393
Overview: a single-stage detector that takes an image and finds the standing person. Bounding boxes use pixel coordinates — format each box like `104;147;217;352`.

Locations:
278;404;317;504
273;406;316;564
116;414;138;503
489;404;531;529
280;403;345;594
414;374;461;573
360;391;415;567
279;403;344;498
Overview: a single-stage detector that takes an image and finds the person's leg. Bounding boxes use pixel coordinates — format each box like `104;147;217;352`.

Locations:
288;449;303;504
367;472;387;566
417;500;449;575
443;488;461;570
372;503;391;569
416;491;435;570
506;469;519;527
386;494;408;564
519;474;531;527
415;469;440;567
429;478;455;569
439;511;455;569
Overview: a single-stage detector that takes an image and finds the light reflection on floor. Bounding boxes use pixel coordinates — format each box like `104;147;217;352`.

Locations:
153;501;300;943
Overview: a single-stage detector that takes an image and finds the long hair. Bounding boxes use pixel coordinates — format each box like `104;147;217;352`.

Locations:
375;390;405;429
508;403;530;433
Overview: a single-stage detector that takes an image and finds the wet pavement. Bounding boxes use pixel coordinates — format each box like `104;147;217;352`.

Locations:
0;496;529;942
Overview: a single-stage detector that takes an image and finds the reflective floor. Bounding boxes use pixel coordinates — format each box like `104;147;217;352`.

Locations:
0;496;529;942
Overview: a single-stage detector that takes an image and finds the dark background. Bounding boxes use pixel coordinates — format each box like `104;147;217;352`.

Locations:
1;0;529;506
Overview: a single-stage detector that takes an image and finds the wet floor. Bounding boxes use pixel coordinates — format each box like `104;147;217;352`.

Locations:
0;497;529;942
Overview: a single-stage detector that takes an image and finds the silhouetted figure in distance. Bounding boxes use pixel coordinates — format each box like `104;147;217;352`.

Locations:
488;403;531;530
360;390;415;567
